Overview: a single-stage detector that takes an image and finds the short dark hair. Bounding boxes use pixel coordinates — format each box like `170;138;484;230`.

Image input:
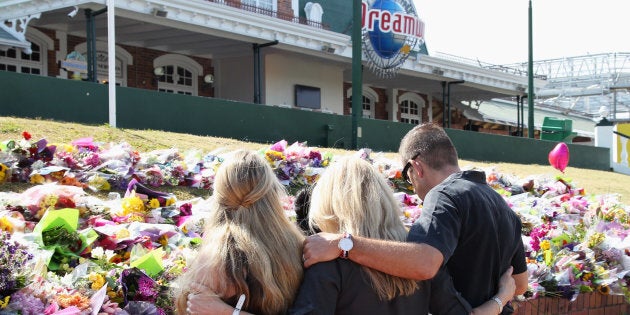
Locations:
399;123;458;170
294;185;318;235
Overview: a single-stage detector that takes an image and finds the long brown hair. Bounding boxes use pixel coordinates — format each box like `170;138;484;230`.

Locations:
174;150;304;314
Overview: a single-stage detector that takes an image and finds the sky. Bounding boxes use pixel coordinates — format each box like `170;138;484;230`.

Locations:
412;0;630;65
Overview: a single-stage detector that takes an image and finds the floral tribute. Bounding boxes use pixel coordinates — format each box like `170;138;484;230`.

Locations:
0;132;629;314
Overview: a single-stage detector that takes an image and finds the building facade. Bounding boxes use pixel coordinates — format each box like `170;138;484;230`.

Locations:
1;0;538;135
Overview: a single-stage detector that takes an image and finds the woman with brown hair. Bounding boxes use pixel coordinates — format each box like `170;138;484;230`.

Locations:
174;150;304;315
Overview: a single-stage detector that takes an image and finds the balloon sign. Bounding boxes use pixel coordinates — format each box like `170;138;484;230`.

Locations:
548;142;570;172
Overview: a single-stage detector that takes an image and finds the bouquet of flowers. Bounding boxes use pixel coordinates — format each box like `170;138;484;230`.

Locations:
0;231;34;297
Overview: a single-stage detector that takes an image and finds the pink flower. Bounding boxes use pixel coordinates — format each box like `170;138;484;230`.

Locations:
269;140;287;152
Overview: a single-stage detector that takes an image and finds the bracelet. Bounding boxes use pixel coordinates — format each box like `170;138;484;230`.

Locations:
491;296;503;314
232;294;246;315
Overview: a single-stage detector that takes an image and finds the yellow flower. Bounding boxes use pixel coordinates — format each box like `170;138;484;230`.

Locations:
165;197;176;207
128;213;145;222
158;234;169;247
0;295;10;309
0;163;8;182
598;285;610;295
30;173;45;184
0;217;13;233
588;232;605;248
540;240;551;250
115;228;130;240
88;175;111;191
40;194;58;208
148;198;160;209
59;143;76;153
121;194;145;215
89;272;105;290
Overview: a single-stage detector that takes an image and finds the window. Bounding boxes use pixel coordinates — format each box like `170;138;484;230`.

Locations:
0;41;43;75
158;65;194;95
362;96;373;118
347;86;378;119
242;0;276;11
400;100;420;124
154;54;203;96
399;92;425;124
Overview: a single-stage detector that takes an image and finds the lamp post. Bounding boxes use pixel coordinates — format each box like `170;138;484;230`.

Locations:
85;7;107;83
351;0;363;149
527;0;535;138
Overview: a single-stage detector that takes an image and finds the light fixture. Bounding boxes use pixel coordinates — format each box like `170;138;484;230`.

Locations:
152;8;168;18
153;67;165;76
67;6;79;18
598;106;609;119
153;67;165;86
203;74;214;84
321;45;335;53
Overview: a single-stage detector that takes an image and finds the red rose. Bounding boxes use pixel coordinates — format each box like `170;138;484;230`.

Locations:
22;131;32;140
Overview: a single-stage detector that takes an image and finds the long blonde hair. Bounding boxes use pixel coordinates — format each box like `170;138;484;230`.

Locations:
308;156;418;300
175;150;304;315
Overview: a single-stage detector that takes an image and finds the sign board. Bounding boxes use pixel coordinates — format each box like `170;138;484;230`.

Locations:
61;51;87;73
361;0;425;78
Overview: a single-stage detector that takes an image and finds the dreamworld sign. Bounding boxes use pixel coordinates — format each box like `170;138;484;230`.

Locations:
361;0;425;77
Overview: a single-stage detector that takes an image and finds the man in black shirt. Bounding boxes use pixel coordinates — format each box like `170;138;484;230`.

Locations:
303;123;528;314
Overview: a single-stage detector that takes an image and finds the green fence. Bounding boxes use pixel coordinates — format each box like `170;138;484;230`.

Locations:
0;71;611;170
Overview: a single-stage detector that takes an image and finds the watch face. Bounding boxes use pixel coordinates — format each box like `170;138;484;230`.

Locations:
339;237;353;251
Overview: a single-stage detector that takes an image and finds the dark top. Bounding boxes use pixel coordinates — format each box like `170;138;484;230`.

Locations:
288;259;472;315
407;170;527;311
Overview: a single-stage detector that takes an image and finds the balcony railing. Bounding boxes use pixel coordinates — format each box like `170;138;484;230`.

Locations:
207;0;329;30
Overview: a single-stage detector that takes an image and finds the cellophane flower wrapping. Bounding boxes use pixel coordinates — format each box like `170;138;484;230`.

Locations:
0;133;630;315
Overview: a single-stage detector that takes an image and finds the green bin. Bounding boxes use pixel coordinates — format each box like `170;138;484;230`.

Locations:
540;117;577;142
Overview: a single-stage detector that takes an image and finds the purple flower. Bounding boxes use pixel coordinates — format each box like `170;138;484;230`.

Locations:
6;291;46;315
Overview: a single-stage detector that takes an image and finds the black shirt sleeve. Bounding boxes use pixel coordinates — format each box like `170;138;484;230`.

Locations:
288;261;340;315
407;191;462;263
511;218;528;275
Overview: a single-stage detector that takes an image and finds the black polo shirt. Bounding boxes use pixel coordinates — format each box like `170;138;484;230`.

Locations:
407;170;527;310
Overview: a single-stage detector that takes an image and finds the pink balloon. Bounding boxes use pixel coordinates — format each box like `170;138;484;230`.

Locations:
548;142;570;172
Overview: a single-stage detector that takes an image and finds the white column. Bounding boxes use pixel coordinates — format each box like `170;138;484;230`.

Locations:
388;88;398;121
55;31;68;78
292;0;300;17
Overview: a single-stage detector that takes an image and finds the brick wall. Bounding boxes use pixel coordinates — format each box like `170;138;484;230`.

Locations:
342;83;388;120
277;0;294;19
45;29;214;97
512;293;630;315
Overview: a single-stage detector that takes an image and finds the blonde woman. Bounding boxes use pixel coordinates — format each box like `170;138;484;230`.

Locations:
291;156;514;315
175;150;304;315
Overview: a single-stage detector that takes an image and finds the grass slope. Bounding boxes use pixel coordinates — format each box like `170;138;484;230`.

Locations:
1;116;628;205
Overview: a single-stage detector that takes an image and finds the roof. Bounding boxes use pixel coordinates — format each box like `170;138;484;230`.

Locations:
456;99;597;137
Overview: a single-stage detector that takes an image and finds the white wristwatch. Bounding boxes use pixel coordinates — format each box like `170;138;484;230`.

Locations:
338;233;353;259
